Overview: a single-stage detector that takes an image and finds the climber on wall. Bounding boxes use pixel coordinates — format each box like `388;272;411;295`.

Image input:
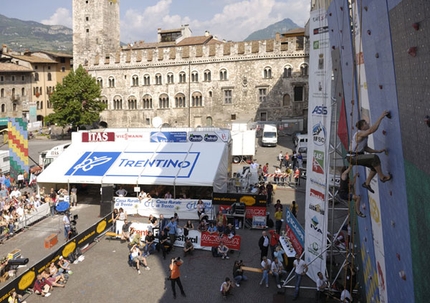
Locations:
347;110;392;194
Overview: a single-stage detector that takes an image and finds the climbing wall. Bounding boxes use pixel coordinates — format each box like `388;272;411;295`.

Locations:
7;118;29;180
327;0;415;302
328;1;380;302
388;1;430;303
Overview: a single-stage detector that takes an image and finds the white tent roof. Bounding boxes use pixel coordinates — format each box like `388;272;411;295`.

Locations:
37;140;229;192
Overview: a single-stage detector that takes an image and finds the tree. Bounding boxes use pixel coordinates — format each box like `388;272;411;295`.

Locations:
45;65;106;128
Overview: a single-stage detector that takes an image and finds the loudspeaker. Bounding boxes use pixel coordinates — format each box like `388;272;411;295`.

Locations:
101;186;113;202
8;258;29;266
100;201;113;217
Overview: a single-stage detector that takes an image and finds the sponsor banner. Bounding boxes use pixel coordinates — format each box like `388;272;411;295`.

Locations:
245;206;266;219
212;192;267;206
82;132;115;142
286;228;303;255
150;131;188;143
66;151;200;178
200;231;241;251
285;208;305;248
114;197;212;220
0;214;112;303
306;8;332;282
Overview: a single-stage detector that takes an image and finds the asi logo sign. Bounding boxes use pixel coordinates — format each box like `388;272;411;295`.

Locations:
312;150;324;175
312;122;326;146
312;105;328;115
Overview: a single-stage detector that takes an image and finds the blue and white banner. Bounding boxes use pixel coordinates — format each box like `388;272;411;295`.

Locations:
114;197;212;220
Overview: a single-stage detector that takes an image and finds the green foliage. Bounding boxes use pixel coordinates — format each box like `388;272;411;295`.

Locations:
45;65;106;127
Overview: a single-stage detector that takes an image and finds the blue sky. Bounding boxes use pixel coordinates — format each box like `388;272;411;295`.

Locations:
2;0;310;42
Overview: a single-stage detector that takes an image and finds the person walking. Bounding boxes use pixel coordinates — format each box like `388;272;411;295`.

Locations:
70;185;78;208
293;254;308;300
169;257;186;299
63;212;71;241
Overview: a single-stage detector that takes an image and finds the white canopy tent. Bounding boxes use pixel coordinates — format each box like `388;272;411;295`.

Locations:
37;129;230;193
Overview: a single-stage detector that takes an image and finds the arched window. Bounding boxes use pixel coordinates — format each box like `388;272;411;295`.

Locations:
300;64;308;76
283;94;291;107
100;97;108;110
132;75;139;87
113;96;122;109
206;116;213;127
159;94;169;109
219;69;228;81
143;74;150;86
40;100;43;109
142;95;152;109
1;104;4;112
263;67;272;79
0;89;4;98
128;97;137;110
47;73;52;81
21;87;25;96
97;78;103;88
191;71;198;82
283;66;292;78
155;73;162;85
175;93;186;108
191;92;203;107
179;72;186;83
204;70;211;82
34;73;39;82
167;73;174;84
108;77;115;88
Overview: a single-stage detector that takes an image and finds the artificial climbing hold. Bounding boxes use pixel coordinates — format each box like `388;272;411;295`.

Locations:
408;47;417;57
412;23;419;31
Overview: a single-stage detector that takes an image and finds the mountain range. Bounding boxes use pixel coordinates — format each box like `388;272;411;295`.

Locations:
0;14;73;53
244;18;301;41
0;14;300;54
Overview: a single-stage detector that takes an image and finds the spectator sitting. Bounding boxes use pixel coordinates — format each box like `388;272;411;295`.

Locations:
130;244;150;274
216;222;225;237
57;256;72;274
207;222;217;234
233;260;248;287
121;219;132;242
129;228;142;247
220;277;235;299
271;257;287;288
144;230;156;255
224;223;236;239
33;274;52;297
218;242;229;260
183;238;194;257
41;268;65;288
198;219;207;232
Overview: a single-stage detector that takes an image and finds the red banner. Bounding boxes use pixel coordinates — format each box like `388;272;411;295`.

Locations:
245;206;266;218
286;227;303;255
200;231;241;250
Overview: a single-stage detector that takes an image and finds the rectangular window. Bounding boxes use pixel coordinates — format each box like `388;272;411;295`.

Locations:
259;88;267;102
224;90;232;104
294;86;304;102
0;76;3;81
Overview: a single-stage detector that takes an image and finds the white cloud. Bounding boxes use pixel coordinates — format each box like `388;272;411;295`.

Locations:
121;0;310;43
41;8;72;28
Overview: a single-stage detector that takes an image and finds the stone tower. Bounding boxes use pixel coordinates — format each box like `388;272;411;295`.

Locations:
72;0;120;69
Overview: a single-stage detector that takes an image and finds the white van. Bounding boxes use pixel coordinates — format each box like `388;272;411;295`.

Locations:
294;134;308;147
295;134;308;162
261;124;277;147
